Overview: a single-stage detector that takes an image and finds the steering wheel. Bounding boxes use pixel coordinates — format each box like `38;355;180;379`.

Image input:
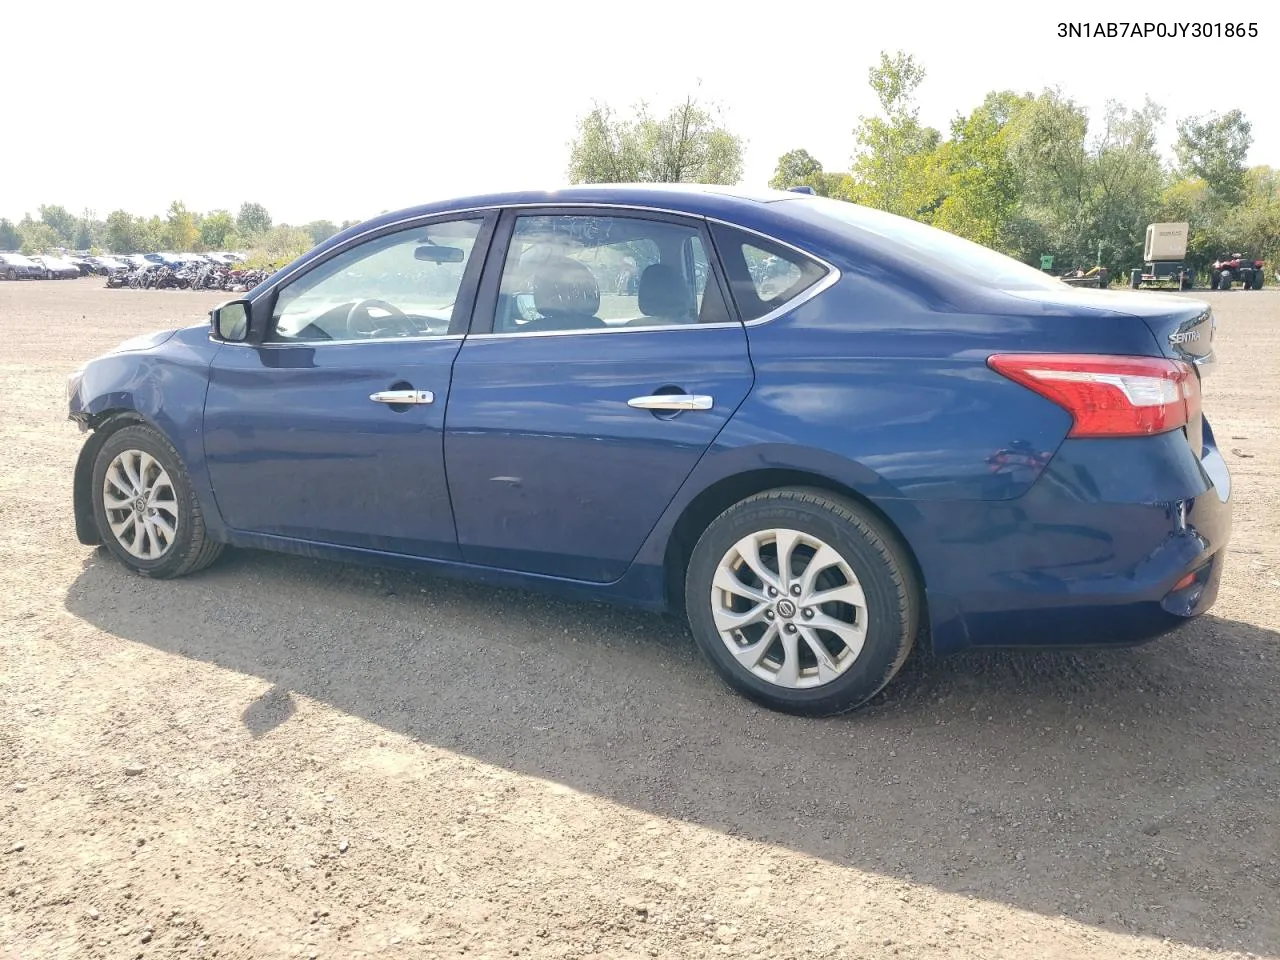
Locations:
345;298;415;338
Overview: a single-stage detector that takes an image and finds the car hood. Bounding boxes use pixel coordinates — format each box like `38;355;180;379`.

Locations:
101;327;182;356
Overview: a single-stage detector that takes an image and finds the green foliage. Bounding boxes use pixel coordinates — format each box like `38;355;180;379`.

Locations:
19;220;60;255
303;220;339;245
767;150;854;198
1175;110;1252;206
39;204;77;245
0;218;19;251
240;225;313;270
199;210;239;250
165;201;199;252
236;202;272;236
104;210;161;254
769;149;823;189
568;91;743;185
774;52;1271;281
927;95;1021;248
849;52;943;217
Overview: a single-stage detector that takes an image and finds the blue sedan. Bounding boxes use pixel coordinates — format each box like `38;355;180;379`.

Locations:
66;185;1231;715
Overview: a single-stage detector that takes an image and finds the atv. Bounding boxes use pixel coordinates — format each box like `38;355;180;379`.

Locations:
1210;253;1265;290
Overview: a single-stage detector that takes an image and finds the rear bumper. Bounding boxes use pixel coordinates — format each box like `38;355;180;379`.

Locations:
897;423;1232;654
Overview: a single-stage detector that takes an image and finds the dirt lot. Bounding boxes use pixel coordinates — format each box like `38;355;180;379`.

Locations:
1;277;1278;960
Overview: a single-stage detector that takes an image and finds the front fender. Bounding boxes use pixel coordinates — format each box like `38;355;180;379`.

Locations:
70;327;228;541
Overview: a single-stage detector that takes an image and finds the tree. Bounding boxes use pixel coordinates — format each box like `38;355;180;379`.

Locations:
165;201;198;251
104;210;155;254
303;220;339;245
849;51;943;217
568;91;743;185
1004;89;1092;265
1085;99;1167;272
39;205;77;246
236;202;272;237
242;225;313;269
769;149;824;189
0;218;19;251
928;94;1024;248
19;220;60;255
199;210;238;250
1175;110;1252;206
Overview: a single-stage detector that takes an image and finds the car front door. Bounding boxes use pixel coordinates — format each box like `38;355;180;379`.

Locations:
443;208;754;582
203;214;494;559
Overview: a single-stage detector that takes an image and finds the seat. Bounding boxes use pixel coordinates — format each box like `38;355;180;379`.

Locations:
525;256;607;332
632;263;694;326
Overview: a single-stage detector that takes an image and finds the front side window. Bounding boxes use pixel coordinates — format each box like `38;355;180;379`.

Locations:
491;214;732;334
268;218;483;342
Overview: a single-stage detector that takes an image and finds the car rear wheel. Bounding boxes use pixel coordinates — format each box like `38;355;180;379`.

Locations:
4;268;14;281
684;488;919;716
91;424;223;579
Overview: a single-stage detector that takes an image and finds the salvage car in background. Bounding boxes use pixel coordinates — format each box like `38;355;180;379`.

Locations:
0;252;43;279
66;185;1231;716
28;255;81;279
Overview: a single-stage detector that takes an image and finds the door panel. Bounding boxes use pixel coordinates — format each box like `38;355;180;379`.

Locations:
202;214;494;559
204;340;462;557
445;328;753;580
443;208;753;583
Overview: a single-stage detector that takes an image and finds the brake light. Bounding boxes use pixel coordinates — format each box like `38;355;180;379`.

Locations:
988;354;1200;438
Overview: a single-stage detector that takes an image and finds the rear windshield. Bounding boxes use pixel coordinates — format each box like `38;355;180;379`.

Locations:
786;195;1065;292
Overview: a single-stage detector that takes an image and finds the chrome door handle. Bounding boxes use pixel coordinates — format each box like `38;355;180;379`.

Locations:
627;394;713;411
370;389;434;404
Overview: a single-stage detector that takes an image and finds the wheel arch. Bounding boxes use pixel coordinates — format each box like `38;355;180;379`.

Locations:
72;410;152;545
660;467;928;630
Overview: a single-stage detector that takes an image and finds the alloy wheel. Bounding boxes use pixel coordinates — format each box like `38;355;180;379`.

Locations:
101;449;180;560
711;528;868;689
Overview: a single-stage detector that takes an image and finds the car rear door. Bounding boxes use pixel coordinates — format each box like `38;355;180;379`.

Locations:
202;213;495;559
442;207;754;582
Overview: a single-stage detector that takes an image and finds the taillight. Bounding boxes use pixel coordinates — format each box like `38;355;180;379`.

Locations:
988;354;1200;438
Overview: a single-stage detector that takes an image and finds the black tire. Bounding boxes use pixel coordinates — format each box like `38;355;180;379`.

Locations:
1251;270;1264;290
684;488;920;716
91;423;223;579
4;268;14;281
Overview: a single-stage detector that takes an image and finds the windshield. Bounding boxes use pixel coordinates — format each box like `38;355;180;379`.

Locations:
788;195;1066;292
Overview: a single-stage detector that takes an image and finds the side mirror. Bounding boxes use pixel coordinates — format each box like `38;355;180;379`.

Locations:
211;299;251;342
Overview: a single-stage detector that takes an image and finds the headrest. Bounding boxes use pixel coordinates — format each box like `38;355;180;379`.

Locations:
533;256;600;318
637;263;692;320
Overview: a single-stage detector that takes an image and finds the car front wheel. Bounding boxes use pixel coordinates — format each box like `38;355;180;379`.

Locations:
685;488;919;716
91;424;223;578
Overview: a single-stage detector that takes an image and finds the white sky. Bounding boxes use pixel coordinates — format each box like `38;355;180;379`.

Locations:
4;1;1275;225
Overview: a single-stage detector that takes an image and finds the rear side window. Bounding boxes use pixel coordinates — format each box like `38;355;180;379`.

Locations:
710;224;829;322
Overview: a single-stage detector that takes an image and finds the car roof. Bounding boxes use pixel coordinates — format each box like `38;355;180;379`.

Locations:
354;183;803;230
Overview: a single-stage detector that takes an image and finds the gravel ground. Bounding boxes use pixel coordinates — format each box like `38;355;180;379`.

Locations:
1;277;1278;960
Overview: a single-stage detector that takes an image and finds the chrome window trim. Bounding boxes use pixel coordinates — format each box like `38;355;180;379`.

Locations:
211;333;465;348
216;201;841;348
466;321;744;342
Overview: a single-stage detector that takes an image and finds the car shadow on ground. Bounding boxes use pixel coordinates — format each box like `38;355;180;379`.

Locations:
65;547;1280;955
